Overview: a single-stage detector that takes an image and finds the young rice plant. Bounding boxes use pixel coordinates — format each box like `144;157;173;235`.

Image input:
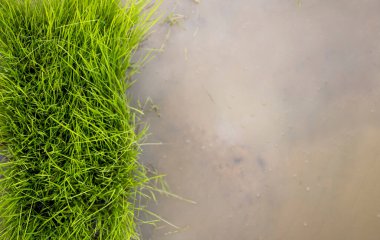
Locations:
0;0;159;239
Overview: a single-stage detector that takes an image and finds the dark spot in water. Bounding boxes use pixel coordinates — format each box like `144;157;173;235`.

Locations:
245;194;254;205
256;157;266;171
233;157;243;164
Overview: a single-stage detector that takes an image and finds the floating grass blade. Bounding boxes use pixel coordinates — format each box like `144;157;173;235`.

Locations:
0;0;158;239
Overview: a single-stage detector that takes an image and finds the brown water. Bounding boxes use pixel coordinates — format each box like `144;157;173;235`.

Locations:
133;0;380;239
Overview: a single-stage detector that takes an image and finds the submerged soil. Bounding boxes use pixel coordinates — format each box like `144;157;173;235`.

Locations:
134;0;380;239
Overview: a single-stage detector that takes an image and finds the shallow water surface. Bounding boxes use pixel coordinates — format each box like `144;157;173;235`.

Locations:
133;0;380;239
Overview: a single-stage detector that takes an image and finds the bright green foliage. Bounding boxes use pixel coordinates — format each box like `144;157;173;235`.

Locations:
0;0;158;239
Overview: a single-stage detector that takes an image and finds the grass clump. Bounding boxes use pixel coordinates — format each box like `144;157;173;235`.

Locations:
0;0;158;239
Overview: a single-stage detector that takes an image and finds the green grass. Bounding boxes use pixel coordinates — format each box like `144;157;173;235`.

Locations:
0;0;159;239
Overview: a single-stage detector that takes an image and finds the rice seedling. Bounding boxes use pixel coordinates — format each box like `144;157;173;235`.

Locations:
165;13;185;26
0;0;159;239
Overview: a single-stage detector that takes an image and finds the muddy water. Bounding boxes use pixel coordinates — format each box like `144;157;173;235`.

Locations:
132;0;380;239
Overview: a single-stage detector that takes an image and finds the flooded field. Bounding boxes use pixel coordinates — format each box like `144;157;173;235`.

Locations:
133;0;380;239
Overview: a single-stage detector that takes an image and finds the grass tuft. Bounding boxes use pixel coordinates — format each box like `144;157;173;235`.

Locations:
0;0;159;239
